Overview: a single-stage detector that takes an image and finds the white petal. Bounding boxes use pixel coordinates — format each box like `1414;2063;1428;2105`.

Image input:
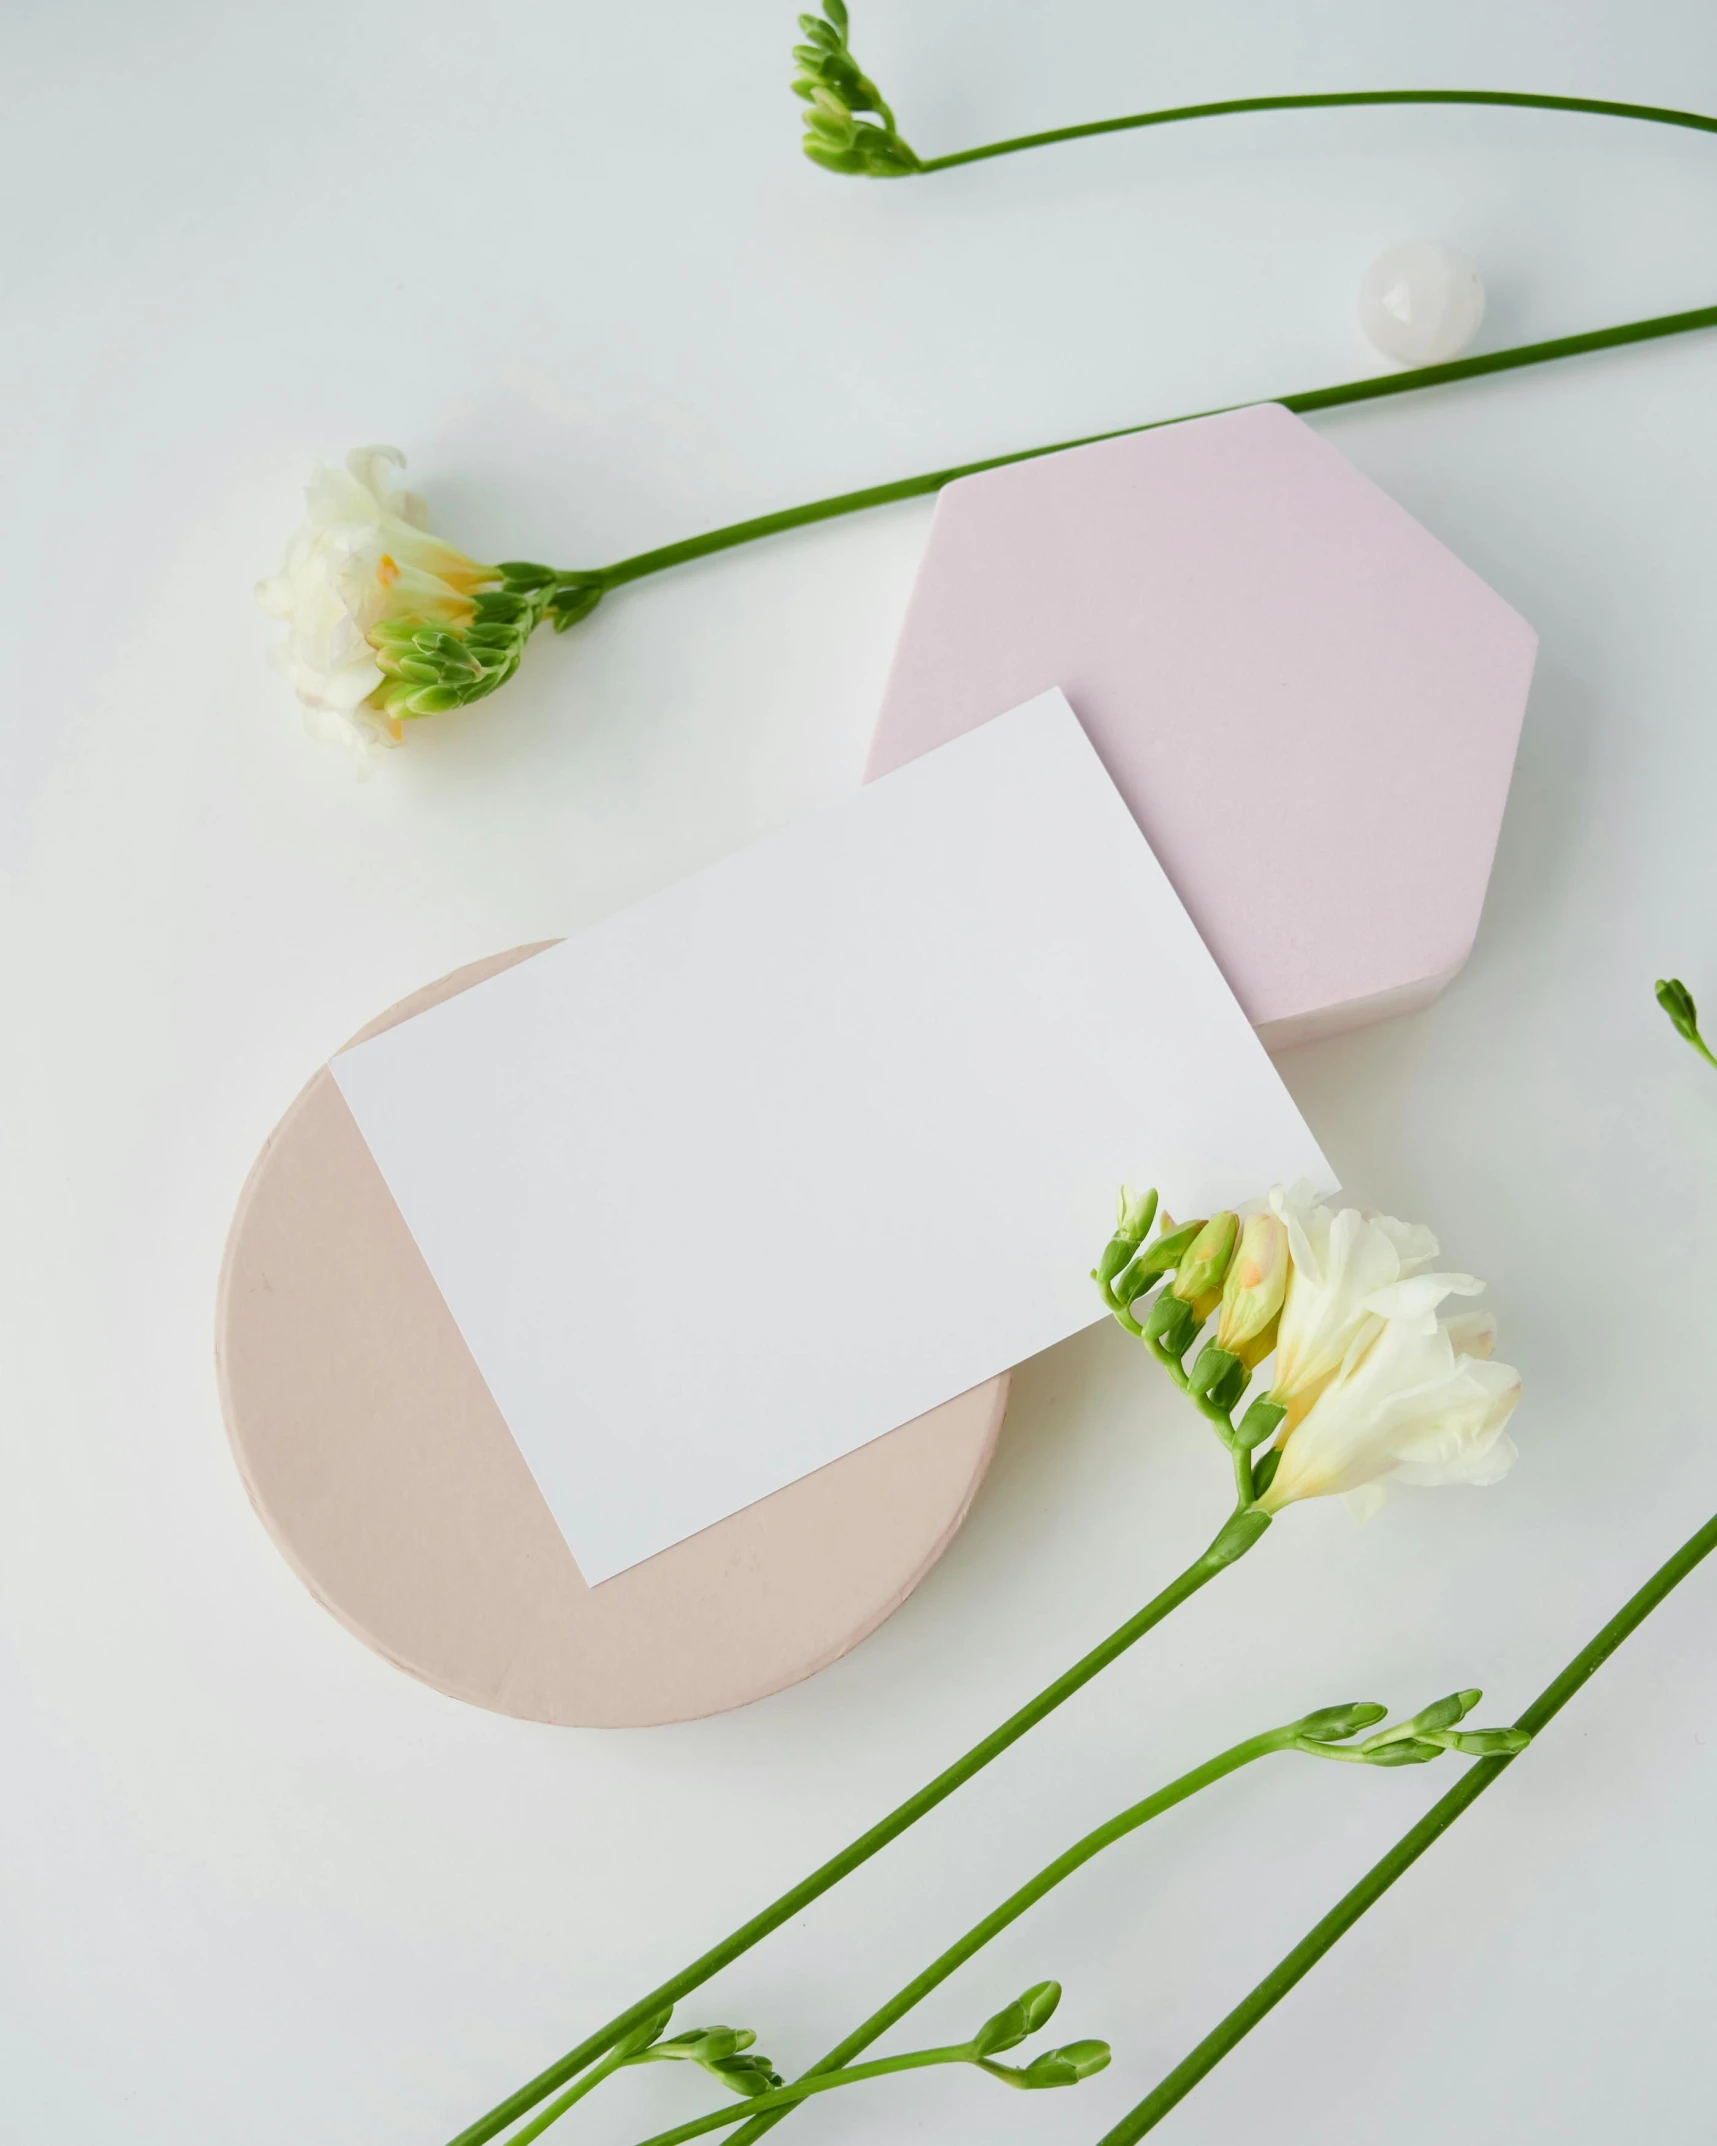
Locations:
1343;1484;1388;1522
296;654;384;712
306;462;384;528
1443;1310;1498;1362
1365;1271;1484;1332
1370;1213;1440;1275
345;444;408;500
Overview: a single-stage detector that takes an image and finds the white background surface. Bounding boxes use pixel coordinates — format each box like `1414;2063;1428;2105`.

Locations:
4;2;1716;2140
333;693;1330;1584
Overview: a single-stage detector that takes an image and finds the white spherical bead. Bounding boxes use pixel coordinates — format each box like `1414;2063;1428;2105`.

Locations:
1357;241;1485;366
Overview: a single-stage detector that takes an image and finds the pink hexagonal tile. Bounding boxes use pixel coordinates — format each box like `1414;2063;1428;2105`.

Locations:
866;402;1536;1049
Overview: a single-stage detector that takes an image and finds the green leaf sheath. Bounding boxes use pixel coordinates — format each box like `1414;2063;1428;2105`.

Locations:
1094;1505;1717;2142
912;87;1717;172
718;1730;1287;2146
443;1529;1257;2146
585;304;1717;596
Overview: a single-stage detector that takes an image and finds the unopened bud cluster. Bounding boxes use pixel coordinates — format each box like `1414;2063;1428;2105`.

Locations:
791;1;921;175
1094;1189;1291;1501
1288;1688;1532;1768
968;1980;1111;2091
1658;974;1717;1070
619;2011;785;2099
371;563;604;722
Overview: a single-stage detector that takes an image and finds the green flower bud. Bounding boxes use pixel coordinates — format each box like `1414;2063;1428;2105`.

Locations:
1171;1211;1239;1320
1116;1183;1158;1240
1233;1397;1286;1451
1205;1506;1271;1568
1293;1701;1389;1744
802;142;867;173
1109;1217;1204;1311
1013;2040;1112;2088
632;2025;783;2096
972;1981;1060;2057
1358;1690;1483;1758
1186;1343;1247;1414
710;2053;784;2097
1411;1688;1483;1734
1441;1727;1531;1758
1362;1737;1444;1766
1657;976;1700;1043
1143;1289;1198;1357
1657;976;1717;1067
1095;1186;1159;1290
664;2027;748;2064
550;581;605;631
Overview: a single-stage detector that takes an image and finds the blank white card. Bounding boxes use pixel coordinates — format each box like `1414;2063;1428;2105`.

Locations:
333;692;1333;1582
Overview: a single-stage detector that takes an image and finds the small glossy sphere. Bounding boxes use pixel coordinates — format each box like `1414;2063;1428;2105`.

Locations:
1358;241;1486;366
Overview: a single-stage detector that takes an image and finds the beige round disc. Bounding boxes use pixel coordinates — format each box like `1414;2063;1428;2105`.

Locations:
216;946;1007;1727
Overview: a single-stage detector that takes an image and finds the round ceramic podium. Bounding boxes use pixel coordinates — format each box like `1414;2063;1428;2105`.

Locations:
216;945;1007;1727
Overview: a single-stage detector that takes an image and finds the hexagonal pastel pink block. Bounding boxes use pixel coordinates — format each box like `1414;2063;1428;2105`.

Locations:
867;402;1535;1049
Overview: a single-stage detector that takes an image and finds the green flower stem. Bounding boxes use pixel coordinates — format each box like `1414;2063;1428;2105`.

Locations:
719;1727;1288;2146
628;2046;970;2146
1094;1502;1717;2143
503;2042;633;2146
446;1522;1263;2146
571;303;1717;603
911;88;1717;174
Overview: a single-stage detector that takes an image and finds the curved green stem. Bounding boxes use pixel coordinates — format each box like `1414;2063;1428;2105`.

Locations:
720;1727;1286;2146
915;88;1717;173
570;304;1717;599
444;1518;1261;2146
1095;1503;1717;2141
629;2046;969;2146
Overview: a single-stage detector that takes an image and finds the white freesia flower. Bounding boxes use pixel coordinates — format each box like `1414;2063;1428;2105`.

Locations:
256;446;494;761
1267;1183;1479;1428
1258;1272;1521;1517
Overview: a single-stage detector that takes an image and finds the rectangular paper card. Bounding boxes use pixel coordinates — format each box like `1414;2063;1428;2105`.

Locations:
333;691;1333;1583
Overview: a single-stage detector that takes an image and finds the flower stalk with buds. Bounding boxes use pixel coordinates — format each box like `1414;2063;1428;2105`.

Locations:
788;0;1717;193
256;24;1717;767
483;1685;1522;2146
789;0;919;176
448;1181;1524;2146
1098;1181;1521;1527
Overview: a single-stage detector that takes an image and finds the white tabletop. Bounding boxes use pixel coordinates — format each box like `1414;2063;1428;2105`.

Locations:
4;2;1717;2140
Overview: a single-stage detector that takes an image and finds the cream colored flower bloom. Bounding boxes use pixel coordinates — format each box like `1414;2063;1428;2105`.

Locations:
1267;1183;1479;1426
256;446;494;761
1259;1273;1520;1517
